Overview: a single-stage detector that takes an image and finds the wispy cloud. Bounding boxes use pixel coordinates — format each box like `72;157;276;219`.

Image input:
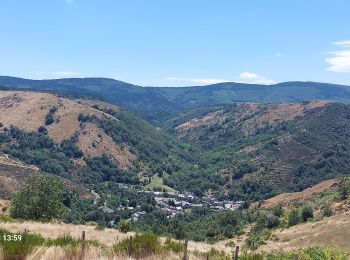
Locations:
238;72;275;85
34;71;79;79
326;40;350;72
65;0;73;4
165;77;231;85
165;73;275;86
332;40;350;48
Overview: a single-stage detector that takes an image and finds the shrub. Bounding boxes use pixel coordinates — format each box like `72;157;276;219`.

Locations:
272;203;284;217
49;106;58;114
338;178;350;200
288;208;301;227
45;113;54;125
37;126;48;135
301;205;314;222
113;233;161;258
118;219;131;233
163;238;184;254
322;204;333;217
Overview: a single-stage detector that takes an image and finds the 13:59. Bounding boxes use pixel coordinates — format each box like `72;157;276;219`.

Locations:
2;234;22;241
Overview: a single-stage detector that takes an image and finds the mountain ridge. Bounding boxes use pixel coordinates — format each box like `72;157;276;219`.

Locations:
1;76;350;124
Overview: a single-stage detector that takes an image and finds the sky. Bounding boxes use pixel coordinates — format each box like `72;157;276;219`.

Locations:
0;0;350;87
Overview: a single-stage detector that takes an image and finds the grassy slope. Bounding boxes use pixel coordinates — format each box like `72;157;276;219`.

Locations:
259;211;350;252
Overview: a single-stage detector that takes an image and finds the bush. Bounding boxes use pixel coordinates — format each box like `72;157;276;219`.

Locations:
11;174;66;220
301;205;314;222
322;204;333;217
49;106;58;114
37;126;48;135
272;203;284;217
288;208;301;227
113;233;161;258
118;219;131;233
338;178;350;200
163;238;184;254
45;113;55;125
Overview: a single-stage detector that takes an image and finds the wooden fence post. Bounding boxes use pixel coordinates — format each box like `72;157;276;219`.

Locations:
128;236;133;258
183;240;188;260
23;228;27;243
206;253;209;260
233;245;239;260
81;231;86;260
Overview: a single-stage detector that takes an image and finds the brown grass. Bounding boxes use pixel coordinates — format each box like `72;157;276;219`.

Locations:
77;122;136;170
175;101;330;137
259;211;350;252
0;220;235;256
260;179;339;209
0;90;137;170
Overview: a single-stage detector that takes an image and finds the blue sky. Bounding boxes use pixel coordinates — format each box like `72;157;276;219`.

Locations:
0;0;350;86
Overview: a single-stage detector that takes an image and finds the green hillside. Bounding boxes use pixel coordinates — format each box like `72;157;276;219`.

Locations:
165;102;350;200
1;76;350;124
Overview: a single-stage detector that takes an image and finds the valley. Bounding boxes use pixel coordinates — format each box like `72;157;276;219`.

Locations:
0;83;350;259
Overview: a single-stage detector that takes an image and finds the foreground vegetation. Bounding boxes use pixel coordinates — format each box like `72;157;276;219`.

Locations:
7;172;350;247
0;226;349;260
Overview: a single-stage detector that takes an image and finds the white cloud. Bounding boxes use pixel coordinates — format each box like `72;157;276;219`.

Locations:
274;53;283;57
53;71;79;76
65;0;73;4
165;77;231;85
332;40;350;48
165;73;276;86
326;40;350;72
238;72;275;85
34;71;79;79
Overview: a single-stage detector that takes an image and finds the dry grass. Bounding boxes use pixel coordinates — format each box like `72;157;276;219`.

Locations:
260;179;339;209
259;211;350;252
77;122;136;170
175;101;330;137
0;90;137;171
0;220;236;256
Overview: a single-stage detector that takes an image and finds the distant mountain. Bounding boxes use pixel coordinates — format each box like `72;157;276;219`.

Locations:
1;76;350;124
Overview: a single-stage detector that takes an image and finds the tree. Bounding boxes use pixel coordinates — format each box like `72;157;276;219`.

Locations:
118;219;132;233
272;203;284;217
37;126;48;135
168;220;186;239
45;113;54;125
11;174;66;220
288;208;301;227
301;205;314;222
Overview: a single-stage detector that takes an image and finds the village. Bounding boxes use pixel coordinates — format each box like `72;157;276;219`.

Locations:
94;184;245;222
124;188;243;221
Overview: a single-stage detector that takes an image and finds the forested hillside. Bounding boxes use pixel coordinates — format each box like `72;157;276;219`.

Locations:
1;76;350;123
0;91;194;212
165;101;350;200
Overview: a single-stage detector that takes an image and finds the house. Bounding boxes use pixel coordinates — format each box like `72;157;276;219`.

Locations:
99;202;114;214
